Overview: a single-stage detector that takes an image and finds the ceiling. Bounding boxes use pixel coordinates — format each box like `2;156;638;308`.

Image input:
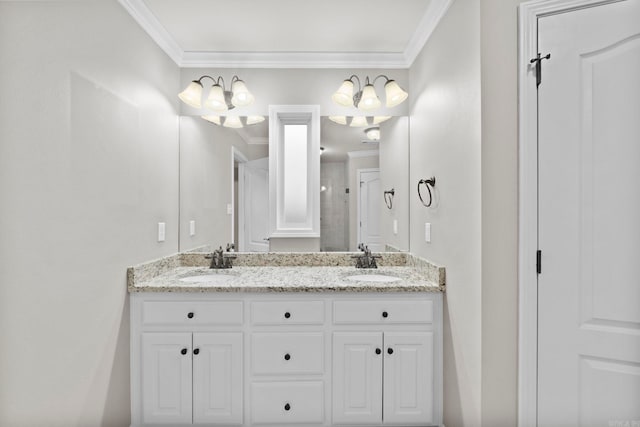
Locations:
119;0;453;68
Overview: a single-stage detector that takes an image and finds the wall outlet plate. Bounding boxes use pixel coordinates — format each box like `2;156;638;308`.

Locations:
189;220;195;236
158;222;166;242
425;222;431;243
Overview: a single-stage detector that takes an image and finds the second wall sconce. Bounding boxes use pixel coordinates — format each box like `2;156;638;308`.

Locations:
332;75;408;111
417;177;436;207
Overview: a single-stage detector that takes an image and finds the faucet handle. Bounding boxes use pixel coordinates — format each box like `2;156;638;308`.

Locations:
226;243;235;252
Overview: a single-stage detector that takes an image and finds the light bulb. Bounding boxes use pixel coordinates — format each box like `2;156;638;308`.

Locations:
201;115;221;125
332;79;355;107
204;84;228;112
384;80;408;108
178;80;204;108
358;84;381;110
231;79;254;107
223;116;243;129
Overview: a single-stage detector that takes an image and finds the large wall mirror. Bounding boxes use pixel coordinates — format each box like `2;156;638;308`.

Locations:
178;113;409;253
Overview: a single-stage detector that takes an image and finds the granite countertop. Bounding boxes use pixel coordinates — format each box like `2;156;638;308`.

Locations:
127;252;445;293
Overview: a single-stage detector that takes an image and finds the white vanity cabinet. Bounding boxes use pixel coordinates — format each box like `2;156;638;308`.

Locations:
130;292;442;427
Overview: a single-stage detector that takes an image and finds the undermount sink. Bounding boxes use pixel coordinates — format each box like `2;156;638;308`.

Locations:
345;274;402;283
179;274;236;284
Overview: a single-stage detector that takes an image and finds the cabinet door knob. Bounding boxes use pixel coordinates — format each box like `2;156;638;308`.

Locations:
284;312;291;319
387;347;394;355
284;353;291;361
375;348;381;355
187;312;194;319
284;403;291;411
180;348;187;355
193;348;200;355
382;311;389;318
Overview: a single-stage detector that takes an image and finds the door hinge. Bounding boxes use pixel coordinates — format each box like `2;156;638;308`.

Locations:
530;53;551;88
536;250;542;274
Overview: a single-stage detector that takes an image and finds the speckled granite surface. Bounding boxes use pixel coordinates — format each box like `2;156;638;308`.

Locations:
127;252;445;293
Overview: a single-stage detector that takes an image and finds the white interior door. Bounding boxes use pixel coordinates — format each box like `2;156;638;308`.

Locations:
538;2;640;425
240;157;269;252
358;169;383;252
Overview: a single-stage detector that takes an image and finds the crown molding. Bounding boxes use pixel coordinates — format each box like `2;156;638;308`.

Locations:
119;0;450;69
118;0;183;65
403;0;454;66
347;149;379;159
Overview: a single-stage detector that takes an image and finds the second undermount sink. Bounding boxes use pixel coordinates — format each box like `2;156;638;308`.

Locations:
179;274;236;284
345;274;402;283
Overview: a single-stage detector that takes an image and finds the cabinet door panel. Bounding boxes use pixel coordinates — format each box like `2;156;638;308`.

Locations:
383;332;434;425
141;332;192;424
333;332;383;425
193;332;243;425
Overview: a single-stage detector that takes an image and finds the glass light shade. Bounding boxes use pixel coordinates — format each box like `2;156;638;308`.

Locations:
349;116;368;127
332;79;355;107
222;116;243;129
358;84;381;110
231;80;254;107
328;116;347;125
373;116;392;125
204;84;228;112
201;115;222;125
384;80;408;108
178;81;203;108
246;115;265;125
365;127;381;141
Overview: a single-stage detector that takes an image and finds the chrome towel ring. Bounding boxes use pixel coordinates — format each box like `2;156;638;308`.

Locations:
417;177;436;207
383;188;395;209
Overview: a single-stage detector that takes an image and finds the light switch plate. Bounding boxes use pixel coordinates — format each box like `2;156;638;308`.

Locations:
189;220;195;236
393;219;398;235
425;222;431;243
158;222;166;242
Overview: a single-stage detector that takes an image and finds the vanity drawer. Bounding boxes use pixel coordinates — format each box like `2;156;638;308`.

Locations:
252;332;324;375
251;381;324;424
251;300;325;325
142;300;243;325
333;300;433;324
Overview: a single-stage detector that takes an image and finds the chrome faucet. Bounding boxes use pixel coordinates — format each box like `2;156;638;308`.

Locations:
206;244;236;269
352;244;381;269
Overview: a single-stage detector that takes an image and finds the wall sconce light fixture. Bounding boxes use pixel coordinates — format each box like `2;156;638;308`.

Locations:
332;75;408;110
179;75;255;112
328;116;391;127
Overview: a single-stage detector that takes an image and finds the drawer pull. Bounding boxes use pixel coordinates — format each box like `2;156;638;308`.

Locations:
284;311;291;319
387;347;394;355
284;353;291;361
180;348;188;355
187;312;194;319
193;348;200;355
375;348;381;355
382;311;389;318
284;403;291;411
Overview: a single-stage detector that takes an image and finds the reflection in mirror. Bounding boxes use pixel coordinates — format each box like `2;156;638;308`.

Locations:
178;115;409;253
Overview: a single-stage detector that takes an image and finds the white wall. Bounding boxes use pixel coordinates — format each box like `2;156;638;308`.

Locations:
0;2;180;425
379;116;410;251
479;1;521;426
408;0;482;425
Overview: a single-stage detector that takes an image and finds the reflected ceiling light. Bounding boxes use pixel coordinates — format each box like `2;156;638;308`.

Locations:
331;75;408;111
179;75;254;112
201;115;264;129
350;116;368;127
222;116;243;129
246;115;265;125
365;127;380;141
328;116;392;127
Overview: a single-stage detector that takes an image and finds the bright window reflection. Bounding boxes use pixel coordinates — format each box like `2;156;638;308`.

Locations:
283;124;308;223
